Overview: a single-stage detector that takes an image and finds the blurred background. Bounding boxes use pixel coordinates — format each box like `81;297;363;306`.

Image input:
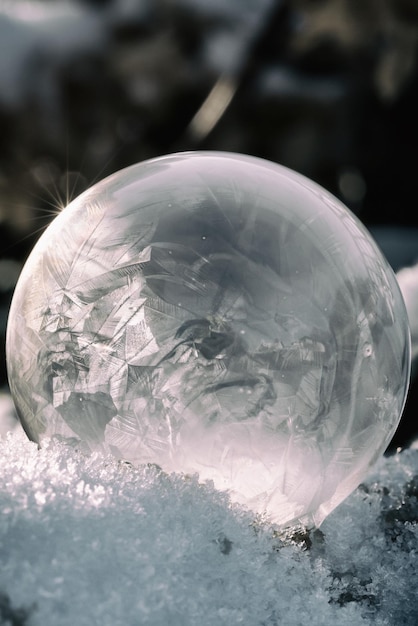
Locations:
1;0;418;449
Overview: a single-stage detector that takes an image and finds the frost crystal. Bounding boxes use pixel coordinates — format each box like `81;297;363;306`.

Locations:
6;152;410;528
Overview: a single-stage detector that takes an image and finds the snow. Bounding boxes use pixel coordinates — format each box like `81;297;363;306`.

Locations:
0;2;104;111
0;405;417;625
397;263;418;361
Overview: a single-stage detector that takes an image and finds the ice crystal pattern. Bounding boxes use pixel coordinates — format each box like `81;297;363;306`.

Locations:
6;152;410;528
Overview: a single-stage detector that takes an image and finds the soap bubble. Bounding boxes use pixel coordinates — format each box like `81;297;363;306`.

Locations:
6;152;410;528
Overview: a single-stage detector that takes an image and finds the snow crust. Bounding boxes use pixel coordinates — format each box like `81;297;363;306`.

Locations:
0;420;417;626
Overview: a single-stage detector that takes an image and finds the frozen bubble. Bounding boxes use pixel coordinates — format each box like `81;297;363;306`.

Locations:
6;152;410;528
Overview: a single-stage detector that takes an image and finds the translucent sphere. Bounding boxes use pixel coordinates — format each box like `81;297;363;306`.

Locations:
6;152;410;528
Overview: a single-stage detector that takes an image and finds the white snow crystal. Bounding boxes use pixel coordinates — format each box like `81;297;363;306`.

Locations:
0;421;417;625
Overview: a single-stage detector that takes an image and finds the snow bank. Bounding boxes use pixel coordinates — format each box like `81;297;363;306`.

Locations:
0;424;417;625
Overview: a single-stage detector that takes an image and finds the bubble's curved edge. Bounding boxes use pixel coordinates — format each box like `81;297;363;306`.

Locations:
4;150;412;530
6;148;412;442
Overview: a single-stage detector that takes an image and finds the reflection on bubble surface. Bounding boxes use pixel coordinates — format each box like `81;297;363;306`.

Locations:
6;152;410;528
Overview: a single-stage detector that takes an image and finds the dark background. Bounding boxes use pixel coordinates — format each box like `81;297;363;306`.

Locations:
1;0;418;449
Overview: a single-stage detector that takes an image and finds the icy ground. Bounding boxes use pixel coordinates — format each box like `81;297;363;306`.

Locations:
0;397;416;626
